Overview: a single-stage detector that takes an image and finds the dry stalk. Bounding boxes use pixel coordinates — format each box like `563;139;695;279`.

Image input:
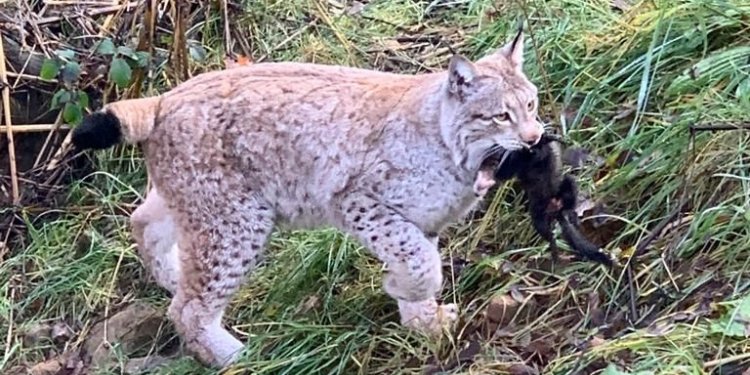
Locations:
1;123;68;133
0;33;19;204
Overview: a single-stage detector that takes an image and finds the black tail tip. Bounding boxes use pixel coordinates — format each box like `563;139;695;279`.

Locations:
71;110;122;151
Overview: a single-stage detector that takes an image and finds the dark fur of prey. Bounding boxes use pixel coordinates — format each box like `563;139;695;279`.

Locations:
491;134;613;267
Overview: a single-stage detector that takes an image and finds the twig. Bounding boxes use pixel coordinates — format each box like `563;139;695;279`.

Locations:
0;33;19;204
221;0;233;57
32;113;65;169
0;123;68;133
35;2;140;25
703;352;750;368
689;123;750;131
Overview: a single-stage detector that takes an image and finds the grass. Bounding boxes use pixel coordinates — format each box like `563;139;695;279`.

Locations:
3;0;750;374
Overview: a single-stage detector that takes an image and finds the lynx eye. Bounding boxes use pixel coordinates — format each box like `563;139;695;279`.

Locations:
492;112;510;124
527;100;535;111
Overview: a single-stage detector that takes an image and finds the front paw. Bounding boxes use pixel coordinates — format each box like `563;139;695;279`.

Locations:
398;299;458;335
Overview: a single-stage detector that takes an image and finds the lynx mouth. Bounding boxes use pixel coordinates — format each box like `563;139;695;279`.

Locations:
479;146;511;174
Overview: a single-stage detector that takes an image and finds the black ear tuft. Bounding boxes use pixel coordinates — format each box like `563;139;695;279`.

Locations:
72;110;122;151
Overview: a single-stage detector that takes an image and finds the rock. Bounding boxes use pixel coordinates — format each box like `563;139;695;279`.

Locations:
83;302;164;370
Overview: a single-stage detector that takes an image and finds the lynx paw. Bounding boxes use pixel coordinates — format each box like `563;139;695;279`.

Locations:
187;327;243;367
398;299;458;335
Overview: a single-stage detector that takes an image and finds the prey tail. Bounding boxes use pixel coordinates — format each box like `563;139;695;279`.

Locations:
558;211;613;267
71;96;161;151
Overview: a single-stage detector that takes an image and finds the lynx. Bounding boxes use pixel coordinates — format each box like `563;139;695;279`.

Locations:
71;28;544;367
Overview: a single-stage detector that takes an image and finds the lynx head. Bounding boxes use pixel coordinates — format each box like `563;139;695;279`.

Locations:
438;27;544;172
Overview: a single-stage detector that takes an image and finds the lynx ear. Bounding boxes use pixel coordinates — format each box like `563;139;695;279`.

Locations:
447;54;478;99
499;25;525;68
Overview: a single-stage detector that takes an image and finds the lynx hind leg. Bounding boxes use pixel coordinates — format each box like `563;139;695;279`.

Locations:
131;188;181;294
168;196;275;367
338;193;457;335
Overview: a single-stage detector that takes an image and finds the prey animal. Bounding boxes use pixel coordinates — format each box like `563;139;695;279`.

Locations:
71;27;545;367
491;134;613;267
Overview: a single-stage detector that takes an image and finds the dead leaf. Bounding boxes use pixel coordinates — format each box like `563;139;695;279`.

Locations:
524;339;554;361
485;295;519;325
501;260;514;274
611;0;631;12
29;358;62;375
645;320;675;337
612;104;636;121
23;322;52;346
51;321;72;345
589;335;607;347
224;55;253;69
510;285;525;303
296;295;321;315
124;355;171;374
346;1;365;15
508;363;539;375
575;197;596;218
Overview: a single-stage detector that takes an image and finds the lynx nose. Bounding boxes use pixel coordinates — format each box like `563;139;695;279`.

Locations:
520;125;543;146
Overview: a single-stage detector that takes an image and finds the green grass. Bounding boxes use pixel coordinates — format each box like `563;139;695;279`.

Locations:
3;0;750;374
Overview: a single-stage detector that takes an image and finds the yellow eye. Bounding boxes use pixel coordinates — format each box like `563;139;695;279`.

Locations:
492;113;510;124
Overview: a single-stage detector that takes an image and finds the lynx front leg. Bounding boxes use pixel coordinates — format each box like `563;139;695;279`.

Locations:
131;187;181;294
337;193;457;335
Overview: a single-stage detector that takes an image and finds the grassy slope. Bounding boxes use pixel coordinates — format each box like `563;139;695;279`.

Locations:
3;0;750;374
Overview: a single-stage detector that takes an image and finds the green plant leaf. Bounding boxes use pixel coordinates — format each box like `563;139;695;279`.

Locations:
134;51;150;68
63;102;83;125
40;59;60;80
51;89;71;109
188;43;207;62
109;57;132;88
96;38;116;55
602;364;654;375
77;91;89;109
60;62;81;85
55;49;76;61
116;46;136;58
737;77;750;108
710;296;750;338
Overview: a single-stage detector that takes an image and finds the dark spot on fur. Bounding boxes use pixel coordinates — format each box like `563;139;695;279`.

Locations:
370;235;378;242
353;215;361;223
